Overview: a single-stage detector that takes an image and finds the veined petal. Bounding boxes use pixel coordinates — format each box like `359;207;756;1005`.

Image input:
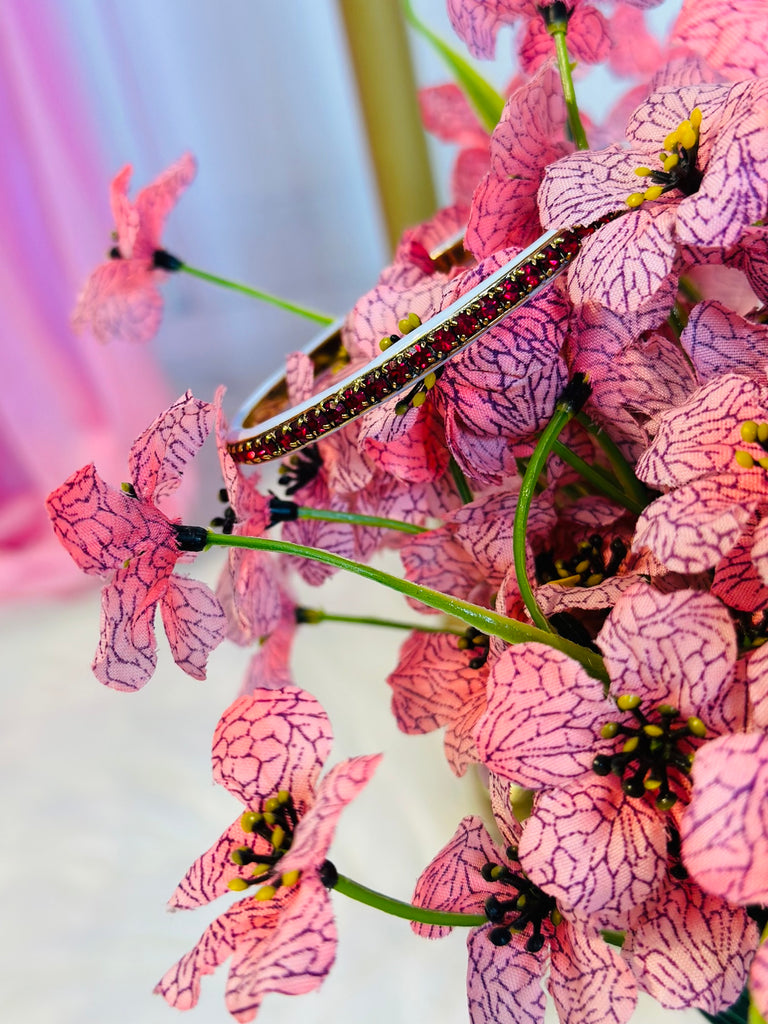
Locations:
212;689;333;813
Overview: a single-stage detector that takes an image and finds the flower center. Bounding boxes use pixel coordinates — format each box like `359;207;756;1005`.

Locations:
278;446;323;495
536;533;627;589
457;627;490;669
626;108;703;209
210;487;237;534
592;694;707;810
227;789;301;898
480;847;561;953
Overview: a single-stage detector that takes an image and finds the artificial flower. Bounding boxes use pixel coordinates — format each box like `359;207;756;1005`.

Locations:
538;79;768;314
45;391;225;691
156;688;380;1020
72;152;196;343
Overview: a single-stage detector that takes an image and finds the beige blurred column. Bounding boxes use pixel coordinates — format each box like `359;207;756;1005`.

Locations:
338;0;437;252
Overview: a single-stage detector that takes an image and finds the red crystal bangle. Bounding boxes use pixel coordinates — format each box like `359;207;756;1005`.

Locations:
226;219;608;465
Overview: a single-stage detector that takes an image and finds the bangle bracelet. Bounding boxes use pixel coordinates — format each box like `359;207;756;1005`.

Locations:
226;217;612;465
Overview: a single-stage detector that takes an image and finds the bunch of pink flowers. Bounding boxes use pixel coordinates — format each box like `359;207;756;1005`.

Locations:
46;1;768;1022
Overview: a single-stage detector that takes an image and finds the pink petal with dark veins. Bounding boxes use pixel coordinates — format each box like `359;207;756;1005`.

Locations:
129;390;213;504
681;732;768;906
477;643;606;789
71;259;163;344
212;689;333;813
519;775;668;928
622;875;757;1012
549;920;636;1024
598;583;742;734
160;574;226;680
133;151;196;258
467;925;546;1024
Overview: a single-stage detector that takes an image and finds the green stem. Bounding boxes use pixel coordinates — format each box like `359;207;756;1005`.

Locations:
449;457;474;505
513;402;577;634
297;507;427;535
178;263;334;325
575;413;651;511
550;26;589;150
299;608;463;635
550;439;646;516
205;531;608;682
333;872;487;927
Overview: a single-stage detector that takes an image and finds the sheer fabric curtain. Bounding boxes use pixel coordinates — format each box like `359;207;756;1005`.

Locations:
0;0;387;599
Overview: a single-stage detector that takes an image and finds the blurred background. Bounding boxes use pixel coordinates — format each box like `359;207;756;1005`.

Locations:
1;2;696;1023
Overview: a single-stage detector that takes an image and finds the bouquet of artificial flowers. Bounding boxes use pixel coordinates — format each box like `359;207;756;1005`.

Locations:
46;1;768;1022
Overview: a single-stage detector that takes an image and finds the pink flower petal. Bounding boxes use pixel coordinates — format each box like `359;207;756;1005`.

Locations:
160;574;226;680
133;151;196;258
212;689;333;813
548;920;637;1024
671;0;768;81
223;877;336;1023
71;259;163;345
518;776;668;928
681;732;768;905
129;390;214;504
467;925;546;1024
622;876;757;1013
598;584;741;734
476;644;606;789
278;754;381;878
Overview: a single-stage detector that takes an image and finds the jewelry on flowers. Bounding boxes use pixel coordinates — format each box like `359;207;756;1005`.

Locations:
226;217;616;465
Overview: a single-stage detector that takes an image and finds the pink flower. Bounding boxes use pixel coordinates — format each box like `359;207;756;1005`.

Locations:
156;688;380;1021
633;372;768;601
538;79;768;314
475;583;748;925
72;152;196;343
45;391;225;691
412;806;637;1024
446;0;613;75
419;83;492;208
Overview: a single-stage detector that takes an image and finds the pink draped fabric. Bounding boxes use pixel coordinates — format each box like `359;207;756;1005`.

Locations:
0;3;171;600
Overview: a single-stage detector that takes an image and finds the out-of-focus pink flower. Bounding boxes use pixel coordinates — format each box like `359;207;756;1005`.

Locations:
45;391;225;691
671;0;768;81
156;688;380;1021
72;153;196;343
538;80;768;314
419;83;491;208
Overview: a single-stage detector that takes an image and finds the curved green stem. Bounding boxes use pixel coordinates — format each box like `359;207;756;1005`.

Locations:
513;403;576;634
549;26;589;151
205;530;608;682
178;263;334;325
575;413;651;511
333;872;487;927
298;607;463;635
297;507;427;534
550;439;646;516
449;457;474;505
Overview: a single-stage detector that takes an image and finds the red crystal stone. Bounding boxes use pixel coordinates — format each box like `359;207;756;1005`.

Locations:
455;311;480;336
368;373;393;400
409;342;435;372
478;297;500;321
344;388;370;414
431;327;456;354
500;278;524;304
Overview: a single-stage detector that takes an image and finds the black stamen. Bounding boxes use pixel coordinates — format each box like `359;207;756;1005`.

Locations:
152;249;183;271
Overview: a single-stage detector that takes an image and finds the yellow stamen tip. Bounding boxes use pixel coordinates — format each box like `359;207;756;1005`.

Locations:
622;737;639;753
585;573;603;587
690;107;702;129
228;878;250;892
633;166;652;177
741;420;758;443
678;125;697;150
758;423;768;443
407;311;421;330
643;724;664;738
241;811;260;833
643;185;664;202
617;693;641;712
264;797;280;813
687;716;707;738
255;885;277;901
601;722;619;739
643;776;662;791
663;130;679;152
575;559;591;574
757;457;768;470
379;336;393;351
626;192;645;209
281;869;301;887
271;825;286;851
662;154;679;173
735;450;755;469
411;391;427;408
423;372;437;390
